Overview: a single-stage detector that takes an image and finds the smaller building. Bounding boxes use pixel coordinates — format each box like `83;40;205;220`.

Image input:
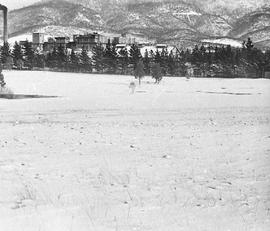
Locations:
119;36;136;45
112;37;120;45
32;33;45;50
201;38;242;48
115;44;127;49
156;44;168;49
33;33;45;44
140;44;178;56
19;40;32;47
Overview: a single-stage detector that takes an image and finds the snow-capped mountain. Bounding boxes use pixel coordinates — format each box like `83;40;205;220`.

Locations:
0;0;103;38
229;6;270;47
1;0;270;47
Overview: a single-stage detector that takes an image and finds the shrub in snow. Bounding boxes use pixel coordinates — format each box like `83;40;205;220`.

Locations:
0;86;13;95
151;63;163;83
0;71;13;95
0;71;5;86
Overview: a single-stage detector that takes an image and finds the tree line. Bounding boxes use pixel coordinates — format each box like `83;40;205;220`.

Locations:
1;38;270;78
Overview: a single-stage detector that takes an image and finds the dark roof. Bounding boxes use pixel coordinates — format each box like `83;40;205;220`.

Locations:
55;37;70;40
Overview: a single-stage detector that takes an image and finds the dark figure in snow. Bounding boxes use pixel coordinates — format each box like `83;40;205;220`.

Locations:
0;69;6;87
129;81;136;94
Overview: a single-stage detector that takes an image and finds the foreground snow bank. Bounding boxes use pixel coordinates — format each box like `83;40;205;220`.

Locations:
0;71;269;231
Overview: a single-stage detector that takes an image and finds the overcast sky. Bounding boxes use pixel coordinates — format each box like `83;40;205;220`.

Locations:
0;0;40;10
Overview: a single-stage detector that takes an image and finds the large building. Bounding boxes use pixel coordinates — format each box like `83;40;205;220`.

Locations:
31;31;160;54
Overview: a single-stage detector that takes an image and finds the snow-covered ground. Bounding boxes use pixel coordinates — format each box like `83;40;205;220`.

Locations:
0;71;270;231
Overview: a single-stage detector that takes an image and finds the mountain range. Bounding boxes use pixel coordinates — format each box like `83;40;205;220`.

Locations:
1;0;270;48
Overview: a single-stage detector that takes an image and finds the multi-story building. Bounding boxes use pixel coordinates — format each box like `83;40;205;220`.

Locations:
73;33;101;50
55;37;70;48
73;32;121;50
43;37;70;52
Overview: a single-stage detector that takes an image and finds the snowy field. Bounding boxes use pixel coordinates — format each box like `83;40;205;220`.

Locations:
0;71;270;231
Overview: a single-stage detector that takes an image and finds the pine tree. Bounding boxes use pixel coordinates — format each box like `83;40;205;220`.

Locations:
199;45;207;76
1;42;12;65
220;46;227;63
240;38;257;76
207;45;212;66
245;37;254;50
118;48;129;74
160;48;169;75
104;39;112;72
234;48;241;66
92;43;105;73
103;40;118;73
134;60;145;85
191;45;200;65
200;45;207;64
175;51;186;76
111;44;118;73
149;49;155;69
23;40;35;69
167;50;176;76
12;42;24;68
69;49;80;71
184;49;192;63
46;47;58;68
265;50;270;65
129;44;142;69
252;48;265;78
214;46;220;64
33;52;45;68
154;50;162;64
224;45;234;70
246;38;255;64
80;49;92;72
149;50;155;59
57;45;68;69
143;49;150;75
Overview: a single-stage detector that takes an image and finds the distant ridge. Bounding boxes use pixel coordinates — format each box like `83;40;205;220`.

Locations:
0;0;270;47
